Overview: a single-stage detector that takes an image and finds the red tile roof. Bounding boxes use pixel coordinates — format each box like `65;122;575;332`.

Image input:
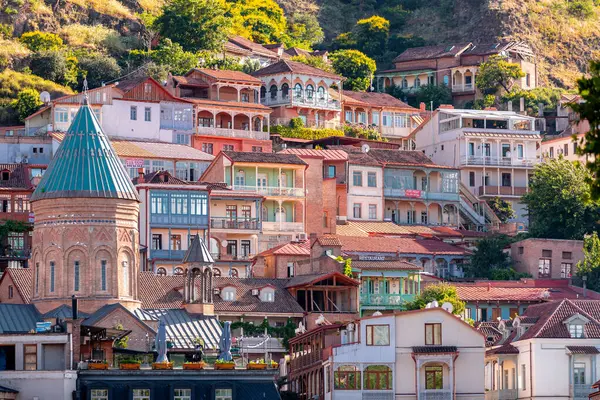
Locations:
452;280;593;302
338;235;468;256
223;151;307;165
342;91;416;110
366;149;456;169
253;60;342;80
316;235;342;247
172;76;208;87
0;164;35;190
519;300;600;340
2;268;33;303
285;271;359;288
256;240;311;257
393;43;472;63
193;68;262;84
352;260;422;271
279;148;349;161
227;36;280;59
566;346;600;354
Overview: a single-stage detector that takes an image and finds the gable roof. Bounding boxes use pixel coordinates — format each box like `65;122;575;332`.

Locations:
0;267;33;303
0;164;35;190
31;103;140;202
338;235;468;256
83;303;155;333
366;149;455;169
192;68;262;85
132;170;190;186
42;304;90;319
222;151;307;165
342;91;416;110
285;272;360;289
279;148;349;161
227;36;281;59
255;240;311;257
182;234;214;264
0;304;41;333
393;43;473;63
253;60;342;80
452;281;593;302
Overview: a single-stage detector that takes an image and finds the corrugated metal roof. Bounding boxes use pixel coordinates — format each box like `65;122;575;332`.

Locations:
42;304;90;319
31;103;140;202
134;309;222;350
0;304;41;333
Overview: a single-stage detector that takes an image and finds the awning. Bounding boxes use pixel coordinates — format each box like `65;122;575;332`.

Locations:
566;346;600;355
413;346;458;354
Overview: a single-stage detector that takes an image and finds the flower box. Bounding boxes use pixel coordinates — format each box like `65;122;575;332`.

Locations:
119;363;141;370
247;363;267;370
88;363;109;370
214;362;236;370
183;362;206;370
152;362;173;370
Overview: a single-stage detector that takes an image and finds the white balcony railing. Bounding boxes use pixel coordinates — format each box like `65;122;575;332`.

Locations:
195;126;270;140
485;389;517;400
261;94;341;111
262;221;304;232
452;83;474;92
234;185;304;197
460;155;539;167
419;389;452;400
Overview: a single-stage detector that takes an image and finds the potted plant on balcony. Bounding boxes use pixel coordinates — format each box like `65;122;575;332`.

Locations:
214;359;236;370
152;361;173;370
247;359;268;370
119;358;141;370
183;361;206;370
270;360;279;369
88;359;109;370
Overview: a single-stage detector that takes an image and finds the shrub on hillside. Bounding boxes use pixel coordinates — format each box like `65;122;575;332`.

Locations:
19;31;63;52
0;39;30;69
567;0;595;18
77;53;121;89
0;69;74;103
270;124;344;140
29;50;78;87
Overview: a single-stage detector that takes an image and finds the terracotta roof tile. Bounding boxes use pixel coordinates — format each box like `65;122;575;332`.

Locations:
393;43;472;63
338;235;468;256
367;149;455;169
133;170;190;186
253;60;342;80
194;68;262;84
519;300;600;340
452;282;591;302
352;260;421;271
413;346;457;353
227;36;280;59
486;343;519;355
279;149;349;161
566;346;600;354
285;272;359;289
316;235;342;247
342;91;416;110
3;268;33;303
172;76;208;87
223;151;307;165
0;164;34;190
181;97;272;111
256;241;310;257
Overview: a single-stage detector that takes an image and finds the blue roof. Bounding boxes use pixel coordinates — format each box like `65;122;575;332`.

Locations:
0;304;41;333
31;101;140;202
42;304;90;319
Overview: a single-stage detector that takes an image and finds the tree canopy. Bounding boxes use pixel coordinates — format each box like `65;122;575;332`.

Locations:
415;84;452;110
576;232;600;291
572;61;600;197
330;49;376;91
405;283;465;316
522;157;600;240
155;0;231;52
228;0;288;44
465;235;512;279
19;31;63;52
12;88;42;122
353;16;389;58
487;197;516;223
475;55;525;95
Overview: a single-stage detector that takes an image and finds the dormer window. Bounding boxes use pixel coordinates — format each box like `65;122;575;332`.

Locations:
569;324;584;338
221;287;236;301
259;286;275;302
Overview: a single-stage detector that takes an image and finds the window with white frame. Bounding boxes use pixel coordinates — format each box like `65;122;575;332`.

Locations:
353;171;362;186
144;107;151;122
353;203;361;219
133;389;150;400
261;288;275;302
216;389;232;400
382;112;393;127
174;388;191;400
222;287;236;301
367;172;377;187
366;324;390;346
171;193;188;214
287;262;294;278
569;324;584;338
151;194;168;214
55;108;68;123
235;170;245;186
345;110;353;123
372;111;380;126
190;193;208;215
130;106;138;121
90;389;108;400
369;204;377;220
561;263;572;278
574;363;586;384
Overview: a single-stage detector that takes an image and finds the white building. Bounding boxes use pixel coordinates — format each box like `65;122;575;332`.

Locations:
346;151;384;221
324;307;485;400
483;299;600;400
414;108;542;224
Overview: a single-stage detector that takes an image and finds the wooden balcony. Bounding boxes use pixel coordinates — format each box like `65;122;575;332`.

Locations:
478;186;529;196
210;217;259;230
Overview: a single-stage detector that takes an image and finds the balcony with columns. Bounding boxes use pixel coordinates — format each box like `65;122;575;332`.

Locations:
460;135;540;168
451;67;477;93
193;110;270;140
259;83;342;111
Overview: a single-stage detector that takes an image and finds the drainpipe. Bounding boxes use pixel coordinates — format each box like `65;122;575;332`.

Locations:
529;342;533;396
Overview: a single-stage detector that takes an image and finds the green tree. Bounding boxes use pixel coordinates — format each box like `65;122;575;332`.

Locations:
405;283;465;316
487;197;516;223
353;16;389;58
331;32;357;51
29;50;78;87
385;83;407;102
286;12;324;48
475;55;525;95
290;54;334;73
522;157;600;239
388;34;426;56
465;235;512;278
576;232;600;292
155;0;231;52
228;0;288;44
572;61;600;197
77;53;121;89
19;31;63;52
501;87;564;116
151;39;198;75
415;84;452;110
379;5;409;29
330;49;376;91
567;0;595;19
12;88;42;122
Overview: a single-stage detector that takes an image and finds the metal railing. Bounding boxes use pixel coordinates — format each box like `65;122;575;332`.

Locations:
485;389;517;400
360;293;415;307
571;384;593;400
261;94;341;110
149;249;186;260
419;389;452;400
383;188;460;202
460;155;538;167
262;221;304;232
234;185;304;197
452;83;474;92
210;217;259;230
478;186;529;196
195;126;269;140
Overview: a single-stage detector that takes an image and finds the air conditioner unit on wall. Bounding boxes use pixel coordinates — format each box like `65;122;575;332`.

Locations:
251;289;259;296
297;233;307;241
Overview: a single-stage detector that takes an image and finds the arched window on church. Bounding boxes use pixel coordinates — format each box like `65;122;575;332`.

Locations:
213;268;222;278
174;267;184;275
230;268;239;278
156;267;167;276
122;260;129;295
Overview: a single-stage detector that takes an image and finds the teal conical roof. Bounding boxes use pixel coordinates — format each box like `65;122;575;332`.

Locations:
31;101;140;202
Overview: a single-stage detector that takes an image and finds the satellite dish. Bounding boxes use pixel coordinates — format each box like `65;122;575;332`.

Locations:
431;300;439;308
39;91;51;103
347;323;355;332
315;314;326;326
372;311;382;316
361;144;370;153
441;302;454;313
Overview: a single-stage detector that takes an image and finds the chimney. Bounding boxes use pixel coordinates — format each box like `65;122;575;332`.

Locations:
419;102;427;112
487;282;491;292
520;97;525;113
507;100;513;112
71;295;78;319
439;104;454;109
137;168;145;183
484;107;498;111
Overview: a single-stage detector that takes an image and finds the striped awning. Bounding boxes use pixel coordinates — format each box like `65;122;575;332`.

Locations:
134;309;222;350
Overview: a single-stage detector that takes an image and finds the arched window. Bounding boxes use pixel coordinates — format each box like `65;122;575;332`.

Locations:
281;83;289;99
156;267;167;276
269;85;278;99
275;207;286;222
74;261;80;292
415;77;421;88
174;267;184;275
364;365;393;390
230;268;239;278
334;365;361;390
317;86;325;100
260;86;266;100
401;78;408;89
306;84;314;100
235;170;245;186
212;268;222;278
294;83;303;99
122;260;129;295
